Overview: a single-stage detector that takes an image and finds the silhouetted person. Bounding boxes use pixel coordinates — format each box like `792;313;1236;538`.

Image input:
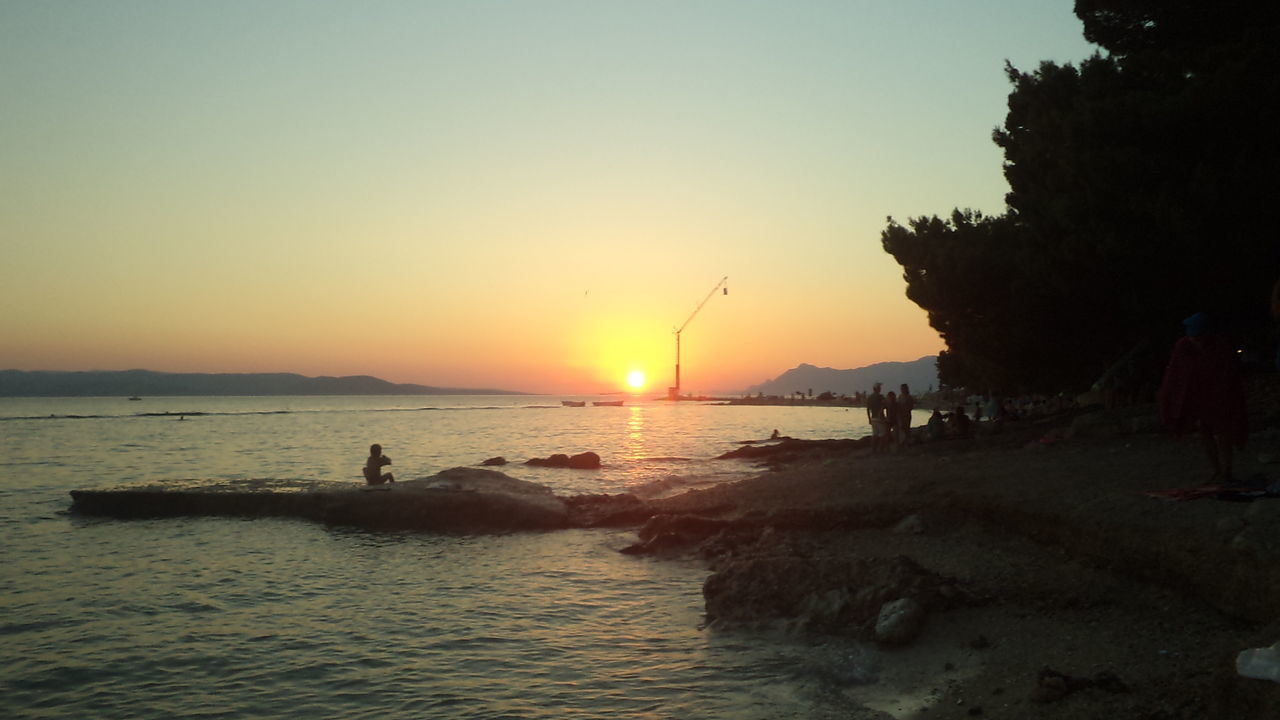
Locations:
948;406;971;439
897;383;915;446
866;382;888;453
926;408;946;441
885;391;899;451
363;443;395;485
1158;312;1247;483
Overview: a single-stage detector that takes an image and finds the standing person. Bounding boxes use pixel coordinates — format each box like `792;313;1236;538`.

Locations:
885;391;899;452
948;405;971;439
1158;312;1247;483
866;382;887;453
363;443;395;485
897;383;916;446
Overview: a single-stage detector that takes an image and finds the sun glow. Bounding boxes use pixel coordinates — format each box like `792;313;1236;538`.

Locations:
626;370;646;390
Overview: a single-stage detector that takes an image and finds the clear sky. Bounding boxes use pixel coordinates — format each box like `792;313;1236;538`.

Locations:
0;1;1096;395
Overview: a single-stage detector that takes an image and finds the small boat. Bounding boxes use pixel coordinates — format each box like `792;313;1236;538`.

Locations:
592;400;624;407
127;396;142;401
561;400;586;407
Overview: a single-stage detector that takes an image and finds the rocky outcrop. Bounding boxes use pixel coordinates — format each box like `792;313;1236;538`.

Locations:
525;451;602;469
620;514;736;554
562;493;653;527
700;533;972;641
716;438;865;469
70;467;572;533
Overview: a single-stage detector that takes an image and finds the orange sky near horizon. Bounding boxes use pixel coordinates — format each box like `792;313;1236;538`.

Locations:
0;1;1095;395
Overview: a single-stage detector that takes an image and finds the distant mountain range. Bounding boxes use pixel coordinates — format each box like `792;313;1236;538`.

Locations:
0;370;523;397
742;356;939;397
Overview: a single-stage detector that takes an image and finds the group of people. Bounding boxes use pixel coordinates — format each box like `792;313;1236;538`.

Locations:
925;405;971;441
864;382;916;453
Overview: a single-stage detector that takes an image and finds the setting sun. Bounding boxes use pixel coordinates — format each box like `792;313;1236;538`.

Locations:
626;370;646;390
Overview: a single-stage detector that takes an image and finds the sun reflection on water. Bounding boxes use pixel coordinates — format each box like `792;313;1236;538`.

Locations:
625;405;646;461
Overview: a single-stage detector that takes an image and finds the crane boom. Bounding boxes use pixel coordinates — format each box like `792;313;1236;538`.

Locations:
669;276;728;401
677;276;728;333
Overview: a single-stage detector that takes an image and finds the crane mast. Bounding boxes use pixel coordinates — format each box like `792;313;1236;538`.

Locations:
669;276;728;401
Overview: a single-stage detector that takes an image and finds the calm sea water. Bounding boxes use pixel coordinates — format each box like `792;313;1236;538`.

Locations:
1;395;924;719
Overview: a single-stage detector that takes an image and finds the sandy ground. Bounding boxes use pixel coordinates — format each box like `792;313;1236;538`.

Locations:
647;400;1280;719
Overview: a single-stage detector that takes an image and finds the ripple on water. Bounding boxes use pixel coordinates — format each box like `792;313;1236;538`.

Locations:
5;521;887;719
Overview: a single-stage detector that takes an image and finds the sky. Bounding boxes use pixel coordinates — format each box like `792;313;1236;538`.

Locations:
0;1;1097;395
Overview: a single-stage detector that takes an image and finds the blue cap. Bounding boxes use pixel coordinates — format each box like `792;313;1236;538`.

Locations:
1183;312;1210;337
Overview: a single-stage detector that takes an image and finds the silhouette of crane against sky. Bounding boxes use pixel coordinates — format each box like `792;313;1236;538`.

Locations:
668;276;728;401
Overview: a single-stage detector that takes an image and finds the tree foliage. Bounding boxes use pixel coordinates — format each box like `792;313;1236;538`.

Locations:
880;1;1280;393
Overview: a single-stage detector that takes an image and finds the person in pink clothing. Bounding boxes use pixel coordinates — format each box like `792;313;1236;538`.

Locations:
1157;312;1247;483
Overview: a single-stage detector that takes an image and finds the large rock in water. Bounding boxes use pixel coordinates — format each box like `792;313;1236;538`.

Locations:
69;467;570;533
525;451;601;469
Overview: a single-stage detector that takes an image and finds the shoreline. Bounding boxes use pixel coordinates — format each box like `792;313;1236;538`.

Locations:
61;385;1280;717
636;403;1280;718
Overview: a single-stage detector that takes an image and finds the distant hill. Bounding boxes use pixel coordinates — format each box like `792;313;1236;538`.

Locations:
0;370;524;397
742;356;939;397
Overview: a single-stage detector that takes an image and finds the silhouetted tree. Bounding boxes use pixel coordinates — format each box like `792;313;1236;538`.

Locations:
881;2;1280;393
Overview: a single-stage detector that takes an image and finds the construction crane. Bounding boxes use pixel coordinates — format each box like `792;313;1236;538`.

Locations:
668;276;728;401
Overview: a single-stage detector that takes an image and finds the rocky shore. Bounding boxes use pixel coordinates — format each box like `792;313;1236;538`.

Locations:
623;402;1280;719
68;383;1280;718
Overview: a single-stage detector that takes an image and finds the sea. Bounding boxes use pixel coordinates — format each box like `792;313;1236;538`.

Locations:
1;395;932;719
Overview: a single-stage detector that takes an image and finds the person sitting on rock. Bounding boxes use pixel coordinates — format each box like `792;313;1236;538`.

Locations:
926;408;946;441
363;443;395;485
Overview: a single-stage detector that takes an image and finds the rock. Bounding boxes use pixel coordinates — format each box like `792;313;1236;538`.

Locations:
418;467;555;496
1030;668;1129;703
702;553;967;634
698;526;779;564
70;467;571;533
874;597;926;644
639;514;733;543
481;456;507;466
526;453;572;468
715;438;861;462
622;514;736;556
621;531;699;555
563;493;651;527
894;513;926;534
567;451;601;469
797;587;853;626
525;451;602;469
